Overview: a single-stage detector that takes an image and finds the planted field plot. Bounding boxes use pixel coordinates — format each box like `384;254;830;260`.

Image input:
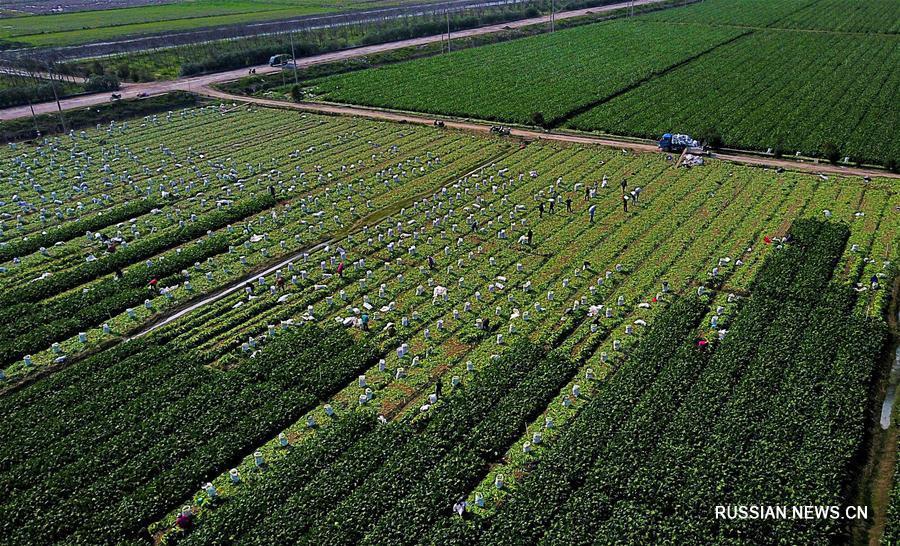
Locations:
777;0;900;32
569;31;900;164
642;0;900;32
0;0;364;48
306;0;900;164
0;105;897;544
637;0;815;27
0;106;507;369
308;20;746;126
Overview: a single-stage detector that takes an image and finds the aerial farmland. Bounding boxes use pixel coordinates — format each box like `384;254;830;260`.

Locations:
0;0;897;544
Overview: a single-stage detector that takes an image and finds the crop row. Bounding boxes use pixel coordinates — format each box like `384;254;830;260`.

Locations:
0;323;379;544
1;113;507;371
0;195;276;365
468;161;817;514
146;145;685;536
148;142;886;540
445;219;881;544
152;150;769;539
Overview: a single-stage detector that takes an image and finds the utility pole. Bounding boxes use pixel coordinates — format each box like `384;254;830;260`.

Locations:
27;98;40;138
550;0;555;32
47;64;67;134
289;31;299;85
446;10;451;53
631;0;635;17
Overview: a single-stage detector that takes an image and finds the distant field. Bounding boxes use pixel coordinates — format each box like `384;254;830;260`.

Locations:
569;31;900;163
309;21;745;125
2;0;177;15
777;0;900;33
642;0;900;32
638;0;813;27
0;0;388;47
307;0;900;164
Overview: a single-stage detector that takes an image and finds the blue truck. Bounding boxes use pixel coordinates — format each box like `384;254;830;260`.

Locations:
658;133;699;152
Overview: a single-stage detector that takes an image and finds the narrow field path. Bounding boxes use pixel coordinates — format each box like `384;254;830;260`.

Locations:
198;86;900;180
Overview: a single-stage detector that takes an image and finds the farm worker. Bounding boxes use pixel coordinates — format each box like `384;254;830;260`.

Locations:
588;204;597;222
630;189;638;205
527;229;533;246
453;498;469;519
584;186;590;201
538;202;545;218
621;178;627;194
583;260;591;271
472;220;479;233
428;255;436;269
634;186;642;203
548;200;555;214
337;262;344;277
268;185;275;198
148;278;159;294
565;197;572;213
245;281;254;295
175;512;193;531
483;317;490;331
871;275;879;290
435;376;443;399
360;313;369;331
114;268;124;279
276;276;285;291
622;194;629;213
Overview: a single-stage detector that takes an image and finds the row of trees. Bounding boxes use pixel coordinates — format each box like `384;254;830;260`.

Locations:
0;70;118;109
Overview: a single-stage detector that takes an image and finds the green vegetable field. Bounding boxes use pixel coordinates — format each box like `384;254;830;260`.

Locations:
569;31;900;164
308;21;746;126
306;0;900;165
0;0;380;48
0;102;897;544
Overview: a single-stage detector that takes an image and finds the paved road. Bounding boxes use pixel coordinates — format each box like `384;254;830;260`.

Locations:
0;0;663;120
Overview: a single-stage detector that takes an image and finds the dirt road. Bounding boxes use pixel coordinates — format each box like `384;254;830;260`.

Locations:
199;86;900;180
0;0;664;121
